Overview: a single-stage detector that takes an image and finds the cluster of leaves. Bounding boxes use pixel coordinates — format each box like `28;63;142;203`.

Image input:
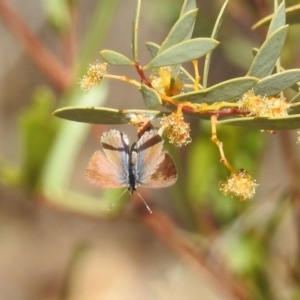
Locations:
53;0;300;201
54;0;300;130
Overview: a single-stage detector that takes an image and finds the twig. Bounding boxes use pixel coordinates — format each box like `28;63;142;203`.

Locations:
138;207;249;300
0;0;72;91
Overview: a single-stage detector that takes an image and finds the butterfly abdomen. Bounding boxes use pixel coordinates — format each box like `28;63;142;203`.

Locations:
128;143;138;193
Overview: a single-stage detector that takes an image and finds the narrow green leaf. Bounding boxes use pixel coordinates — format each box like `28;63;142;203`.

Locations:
145;42;194;85
267;1;286;36
179;0;196;42
100;50;133;65
140;84;162;109
53;106;167;124
203;0;228;88
219;114;300;130
171;0;197;79
172;77;258;103
145;42;160;57
132;0;141;61
180;0;196;16
19;87;58;189
253;69;300;96
252;4;300;29
144;38;219;70
159;9;198;54
247;25;288;78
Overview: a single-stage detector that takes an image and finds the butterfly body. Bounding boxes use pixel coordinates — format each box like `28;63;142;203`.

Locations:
86;129;177;192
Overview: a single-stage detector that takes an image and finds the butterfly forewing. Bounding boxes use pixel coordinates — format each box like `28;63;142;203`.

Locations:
85;150;127;188
101;130;130;174
136;131;164;173
136;131;178;188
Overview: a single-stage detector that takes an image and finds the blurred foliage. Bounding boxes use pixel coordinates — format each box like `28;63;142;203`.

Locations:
1;0;300;299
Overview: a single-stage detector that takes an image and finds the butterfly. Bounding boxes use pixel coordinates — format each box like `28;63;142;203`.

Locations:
85;129;178;212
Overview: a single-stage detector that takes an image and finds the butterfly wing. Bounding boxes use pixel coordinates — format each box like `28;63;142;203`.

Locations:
85;151;127;188
136;131;177;188
85;130;129;188
101;130;130;173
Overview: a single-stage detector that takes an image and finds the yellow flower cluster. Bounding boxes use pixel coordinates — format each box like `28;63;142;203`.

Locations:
219;169;258;201
79;62;107;92
150;66;183;96
160;112;191;147
238;90;289;117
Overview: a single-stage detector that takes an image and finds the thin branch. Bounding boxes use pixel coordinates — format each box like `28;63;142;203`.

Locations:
0;0;72;91
137;207;249;300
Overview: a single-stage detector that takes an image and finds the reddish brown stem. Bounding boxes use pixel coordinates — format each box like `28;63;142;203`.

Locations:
0;0;72;91
181;107;250;117
60;6;78;69
138;208;249;300
134;61;152;86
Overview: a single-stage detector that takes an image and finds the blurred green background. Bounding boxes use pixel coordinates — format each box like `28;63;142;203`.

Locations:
0;0;300;299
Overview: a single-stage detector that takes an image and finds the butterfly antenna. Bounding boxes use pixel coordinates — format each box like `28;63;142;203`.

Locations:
137;192;152;214
108;189;128;211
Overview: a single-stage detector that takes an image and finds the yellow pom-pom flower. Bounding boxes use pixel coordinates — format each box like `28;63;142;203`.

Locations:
79;61;107;92
160;112;191;147
219;169;258;201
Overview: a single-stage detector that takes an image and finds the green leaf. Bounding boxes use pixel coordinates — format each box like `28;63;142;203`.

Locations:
247;25;288;78
171;1;198;79
145;42;160;58
180;0;196;16
53;106;168;124
19;87;58;190
100;50;133;65
140;84;162;108
253;69;300;96
219;114;300;130
172;77;258;103
143;38;219;69
145;42;194;86
132;0;141;61
267;1;286;36
203;0;228;88
252;4;300;29
159;9;198;53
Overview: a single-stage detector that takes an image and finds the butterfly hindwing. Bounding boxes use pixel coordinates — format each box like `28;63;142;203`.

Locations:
136;131;178;188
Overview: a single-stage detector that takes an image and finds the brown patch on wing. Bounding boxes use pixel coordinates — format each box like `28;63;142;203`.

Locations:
141;153;177;188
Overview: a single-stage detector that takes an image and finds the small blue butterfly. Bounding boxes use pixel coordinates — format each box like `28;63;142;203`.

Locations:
85;129;177;212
